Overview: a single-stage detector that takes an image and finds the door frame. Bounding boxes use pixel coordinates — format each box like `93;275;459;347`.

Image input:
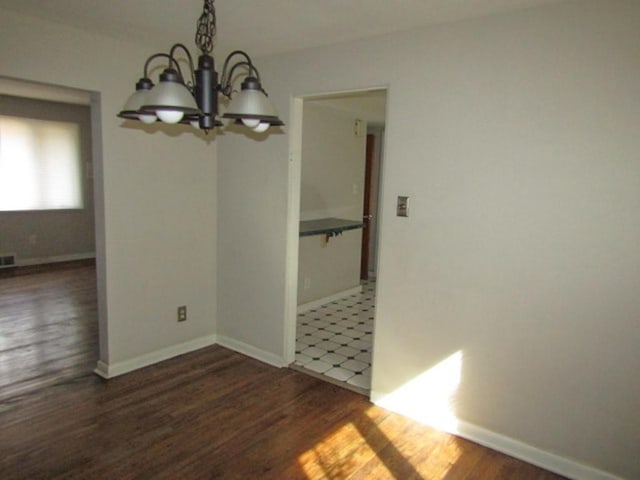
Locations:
283;86;389;370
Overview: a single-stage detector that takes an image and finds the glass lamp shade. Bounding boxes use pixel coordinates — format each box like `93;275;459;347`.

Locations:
138;113;158;124
233;116;284;132
252;122;270;133
222;77;283;125
242;118;261;128
141;68;200;124
118;78;157;124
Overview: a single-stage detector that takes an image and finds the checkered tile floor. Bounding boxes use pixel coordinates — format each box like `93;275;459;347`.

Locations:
294;281;376;391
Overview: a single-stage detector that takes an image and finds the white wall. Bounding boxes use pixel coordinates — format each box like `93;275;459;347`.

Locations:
297;232;361;305
217;1;640;479
0;9;217;371
298;103;365;304
300;103;365;221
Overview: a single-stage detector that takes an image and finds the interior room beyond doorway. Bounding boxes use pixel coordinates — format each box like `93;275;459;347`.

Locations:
293;89;386;393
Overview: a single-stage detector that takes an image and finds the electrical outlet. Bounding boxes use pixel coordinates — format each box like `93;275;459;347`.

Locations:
177;305;187;322
397;196;409;217
303;277;311;290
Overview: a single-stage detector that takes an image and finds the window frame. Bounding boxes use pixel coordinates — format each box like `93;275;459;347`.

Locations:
0;94;91;214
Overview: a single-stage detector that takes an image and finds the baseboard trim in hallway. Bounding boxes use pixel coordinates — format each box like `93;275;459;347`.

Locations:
297;284;364;313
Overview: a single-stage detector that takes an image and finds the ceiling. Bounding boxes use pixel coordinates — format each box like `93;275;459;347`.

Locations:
0;0;568;58
307;89;387;126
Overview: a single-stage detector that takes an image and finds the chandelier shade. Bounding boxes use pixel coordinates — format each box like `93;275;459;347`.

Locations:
232;117;285;132
117;0;283;135
222;77;281;125
117;78;157;124
140;69;200;124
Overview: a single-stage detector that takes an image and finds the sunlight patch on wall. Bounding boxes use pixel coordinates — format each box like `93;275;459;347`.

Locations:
376;350;463;433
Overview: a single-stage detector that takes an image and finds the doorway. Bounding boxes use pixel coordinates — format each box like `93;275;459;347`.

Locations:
288;89;387;393
0;77;102;401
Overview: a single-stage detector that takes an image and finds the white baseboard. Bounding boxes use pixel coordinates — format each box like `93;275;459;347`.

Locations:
93;334;217;379
18;252;95;266
371;391;623;480
216;335;286;368
452;419;625;480
297;285;363;313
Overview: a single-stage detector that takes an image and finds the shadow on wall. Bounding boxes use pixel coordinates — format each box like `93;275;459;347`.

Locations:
118;118;220;144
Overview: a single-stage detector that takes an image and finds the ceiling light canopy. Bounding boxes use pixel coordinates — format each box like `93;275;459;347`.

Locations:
117;0;283;135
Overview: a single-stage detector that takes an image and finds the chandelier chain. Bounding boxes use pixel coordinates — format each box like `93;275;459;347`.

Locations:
195;0;216;54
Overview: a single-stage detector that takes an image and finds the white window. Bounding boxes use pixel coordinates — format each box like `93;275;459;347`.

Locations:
0;115;83;211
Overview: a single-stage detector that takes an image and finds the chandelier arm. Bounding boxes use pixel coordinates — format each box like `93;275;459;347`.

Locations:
228;61;261;83
169;43;197;87
220;62;262;99
220;50;255;86
220;62;247;97
143;53;179;78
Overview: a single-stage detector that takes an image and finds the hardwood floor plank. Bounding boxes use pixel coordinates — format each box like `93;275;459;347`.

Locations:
0;261;98;403
0;345;570;480
0;263;569;479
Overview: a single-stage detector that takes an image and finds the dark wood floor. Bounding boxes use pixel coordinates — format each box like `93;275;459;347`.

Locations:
0;260;98;403
0;264;568;479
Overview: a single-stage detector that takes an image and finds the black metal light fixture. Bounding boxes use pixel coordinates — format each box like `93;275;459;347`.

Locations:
118;0;283;134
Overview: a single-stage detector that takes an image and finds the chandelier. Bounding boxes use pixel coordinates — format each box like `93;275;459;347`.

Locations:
118;0;284;134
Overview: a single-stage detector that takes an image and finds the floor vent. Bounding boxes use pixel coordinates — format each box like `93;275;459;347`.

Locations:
0;253;17;269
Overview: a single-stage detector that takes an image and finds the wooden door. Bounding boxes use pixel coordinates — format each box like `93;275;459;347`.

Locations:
360;134;375;280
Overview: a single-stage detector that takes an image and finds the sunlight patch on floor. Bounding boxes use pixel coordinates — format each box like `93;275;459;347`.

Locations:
297;351;465;478
296;398;465;479
298;421;388;479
